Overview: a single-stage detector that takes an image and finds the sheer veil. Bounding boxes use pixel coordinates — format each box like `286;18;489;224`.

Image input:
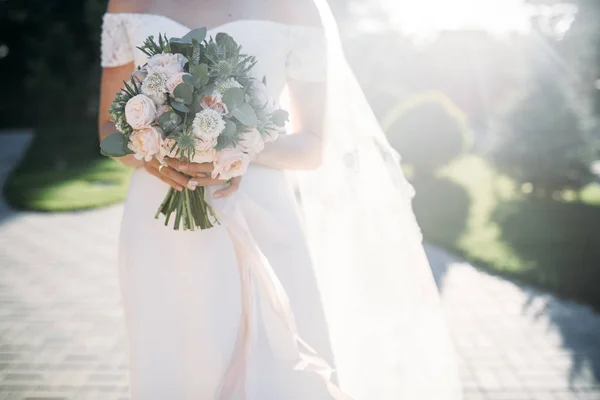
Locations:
208;1;463;397
292;1;463;397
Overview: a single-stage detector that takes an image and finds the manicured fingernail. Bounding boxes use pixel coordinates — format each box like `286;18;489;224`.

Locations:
187;180;198;190
214;192;223;198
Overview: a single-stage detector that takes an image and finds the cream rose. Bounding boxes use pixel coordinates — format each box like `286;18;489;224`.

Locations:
239;128;265;156
263;128;280;144
200;95;227;114
128;126;163;161
191;147;217;164
146;53;188;77
125;94;157;130
212;148;250;180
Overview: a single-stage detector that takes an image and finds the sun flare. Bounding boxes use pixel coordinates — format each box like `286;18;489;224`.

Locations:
381;0;531;37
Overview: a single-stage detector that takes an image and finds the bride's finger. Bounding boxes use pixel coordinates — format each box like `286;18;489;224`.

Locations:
145;165;184;191
194;176;227;187
168;159;213;175
214;176;242;198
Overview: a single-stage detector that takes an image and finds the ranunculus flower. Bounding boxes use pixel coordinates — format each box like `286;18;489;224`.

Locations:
239;128;264;156
146;53;188;77
166;72;190;97
128;126;163;161
200;95;227;114
248;78;275;113
192;109;225;150
212;147;250;180
191;148;217;164
125;94;157;130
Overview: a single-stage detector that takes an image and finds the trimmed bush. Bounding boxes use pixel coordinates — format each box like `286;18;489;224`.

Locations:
383;91;471;176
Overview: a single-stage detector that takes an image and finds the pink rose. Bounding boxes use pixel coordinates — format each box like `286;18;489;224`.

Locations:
158;137;178;162
200;95;228;114
128;126;163;162
166;72;190;97
239;128;264;156
125;94;157;130
212;148;250;180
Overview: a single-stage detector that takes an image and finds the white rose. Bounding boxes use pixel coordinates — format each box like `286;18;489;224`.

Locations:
128;126;163;161
158;137;178;162
146;53;188;77
192;109;225;150
239;128;265;156
263;128;280;144
248;78;275;113
125;94;157;130
212;147;250;180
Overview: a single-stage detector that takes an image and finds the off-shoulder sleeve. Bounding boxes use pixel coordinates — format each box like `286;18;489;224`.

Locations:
101;13;134;68
286;26;328;82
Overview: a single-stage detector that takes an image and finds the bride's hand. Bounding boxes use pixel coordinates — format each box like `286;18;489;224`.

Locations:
162;158;242;198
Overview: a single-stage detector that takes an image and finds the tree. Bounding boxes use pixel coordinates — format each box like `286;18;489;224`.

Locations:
490;71;597;197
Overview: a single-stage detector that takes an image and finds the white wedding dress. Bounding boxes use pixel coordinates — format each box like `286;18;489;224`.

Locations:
101;10;463;400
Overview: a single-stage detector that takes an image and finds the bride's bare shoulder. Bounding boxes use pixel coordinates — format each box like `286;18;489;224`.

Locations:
277;0;323;27
106;0;150;13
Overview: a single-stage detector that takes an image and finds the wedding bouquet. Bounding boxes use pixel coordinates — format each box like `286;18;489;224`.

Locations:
100;28;288;231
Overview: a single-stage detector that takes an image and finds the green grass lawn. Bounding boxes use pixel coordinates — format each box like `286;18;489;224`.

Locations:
4;157;132;211
413;155;600;309
3;125;132;212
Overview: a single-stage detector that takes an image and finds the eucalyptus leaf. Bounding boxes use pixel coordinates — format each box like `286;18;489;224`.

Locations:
233;103;258;126
223;120;237;137
173;83;194;105
100;132;132;157
170;100;190;113
159;111;182;133
182;74;197;86
182;27;207;44
190;63;209;87
199;83;216;97
222;87;245;111
270;109;289;127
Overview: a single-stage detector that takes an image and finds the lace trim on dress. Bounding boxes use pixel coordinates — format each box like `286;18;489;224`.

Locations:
101;13;134;68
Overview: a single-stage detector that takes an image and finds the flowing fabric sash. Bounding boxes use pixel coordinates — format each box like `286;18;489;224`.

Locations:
206;189;352;400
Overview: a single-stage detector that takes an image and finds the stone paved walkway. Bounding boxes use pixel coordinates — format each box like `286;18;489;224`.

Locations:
0;134;599;400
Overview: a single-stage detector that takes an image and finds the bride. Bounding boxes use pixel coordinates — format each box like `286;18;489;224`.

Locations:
98;0;463;399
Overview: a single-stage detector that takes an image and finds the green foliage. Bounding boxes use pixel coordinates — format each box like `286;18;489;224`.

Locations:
383;92;471;176
490;73;598;197
414;155;600;310
137;33;171;57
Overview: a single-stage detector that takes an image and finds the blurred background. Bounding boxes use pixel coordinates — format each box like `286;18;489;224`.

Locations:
1;0;600;399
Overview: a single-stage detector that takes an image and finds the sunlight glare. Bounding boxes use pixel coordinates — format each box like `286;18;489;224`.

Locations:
381;0;531;37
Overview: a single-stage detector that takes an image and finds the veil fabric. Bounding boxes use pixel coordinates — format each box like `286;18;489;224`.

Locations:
207;1;463;398
293;1;464;398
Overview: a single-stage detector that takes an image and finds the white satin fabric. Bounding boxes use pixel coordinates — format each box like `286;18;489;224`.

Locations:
103;8;462;400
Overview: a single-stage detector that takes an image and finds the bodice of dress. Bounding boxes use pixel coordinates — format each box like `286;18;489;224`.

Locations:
100;13;327;99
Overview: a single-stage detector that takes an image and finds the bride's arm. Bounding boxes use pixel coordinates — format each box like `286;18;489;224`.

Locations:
252;80;326;170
